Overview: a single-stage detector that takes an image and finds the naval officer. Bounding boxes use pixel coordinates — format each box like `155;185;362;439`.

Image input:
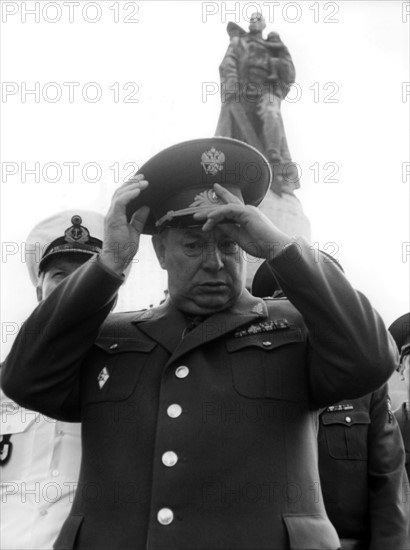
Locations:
1;210;104;549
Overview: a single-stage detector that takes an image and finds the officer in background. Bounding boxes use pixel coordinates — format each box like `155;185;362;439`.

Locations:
389;313;410;480
252;260;410;550
0;210;104;549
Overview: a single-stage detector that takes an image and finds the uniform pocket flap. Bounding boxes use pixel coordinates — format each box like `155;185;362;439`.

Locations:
226;326;302;352
53;515;84;549
283;513;340;550
94;337;155;354
322;410;371;427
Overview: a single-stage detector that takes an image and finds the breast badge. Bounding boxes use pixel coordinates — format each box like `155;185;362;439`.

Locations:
97;367;110;389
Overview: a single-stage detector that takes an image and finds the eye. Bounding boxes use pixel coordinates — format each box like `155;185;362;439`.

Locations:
51;271;66;279
183;241;203;256
219;240;239;255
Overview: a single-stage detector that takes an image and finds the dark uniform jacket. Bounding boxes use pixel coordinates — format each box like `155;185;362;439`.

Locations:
395;403;410;481
1;241;398;550
318;388;410;550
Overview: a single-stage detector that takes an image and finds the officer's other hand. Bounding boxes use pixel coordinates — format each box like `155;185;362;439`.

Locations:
193;183;293;260
100;175;150;275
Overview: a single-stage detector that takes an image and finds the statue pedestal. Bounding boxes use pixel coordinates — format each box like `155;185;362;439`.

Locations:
245;191;311;288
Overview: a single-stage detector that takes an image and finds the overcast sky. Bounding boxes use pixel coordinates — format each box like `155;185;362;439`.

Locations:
1;0;409;362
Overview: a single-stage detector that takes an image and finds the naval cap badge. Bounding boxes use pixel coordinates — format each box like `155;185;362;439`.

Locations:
201;148;225;176
64;215;90;244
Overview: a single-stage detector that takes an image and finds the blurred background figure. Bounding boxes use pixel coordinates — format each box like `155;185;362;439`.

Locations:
389;313;410;480
0;210;104;550
252;258;410;550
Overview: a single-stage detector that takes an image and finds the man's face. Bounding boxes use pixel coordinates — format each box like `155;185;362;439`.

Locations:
249;13;266;33
153;227;245;316
399;339;410;400
38;254;90;301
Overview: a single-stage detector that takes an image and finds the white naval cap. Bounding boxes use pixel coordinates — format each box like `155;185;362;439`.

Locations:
25;210;105;286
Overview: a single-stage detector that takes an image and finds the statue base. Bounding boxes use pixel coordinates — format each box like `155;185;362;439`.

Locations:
245;190;312;289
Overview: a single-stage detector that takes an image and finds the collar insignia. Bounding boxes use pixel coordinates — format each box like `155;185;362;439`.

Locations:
97;367;110;389
326;404;354;412
251;303;264;315
64;215;90;244
234;319;289;338
201;148;225;176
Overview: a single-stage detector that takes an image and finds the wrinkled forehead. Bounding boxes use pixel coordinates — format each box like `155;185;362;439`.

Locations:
166;226;232;243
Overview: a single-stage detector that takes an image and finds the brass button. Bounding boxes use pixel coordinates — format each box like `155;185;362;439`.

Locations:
167;404;182;418
175;366;189;379
345;416;352;423
157;507;174;525
262;341;272;346
162;451;178;467
109;343;118;350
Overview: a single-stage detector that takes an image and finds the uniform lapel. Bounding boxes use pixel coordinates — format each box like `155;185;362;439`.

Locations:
132;302;186;354
169;290;268;363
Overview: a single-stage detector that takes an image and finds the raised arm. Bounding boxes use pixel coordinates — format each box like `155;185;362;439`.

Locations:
193;183;398;406
1;176;150;420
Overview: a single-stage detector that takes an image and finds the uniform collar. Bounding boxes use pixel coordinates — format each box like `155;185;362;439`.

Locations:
132;290;268;355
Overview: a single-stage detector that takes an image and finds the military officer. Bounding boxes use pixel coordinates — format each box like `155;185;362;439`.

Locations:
389;313;410;480
252;260;410;550
0;210;104;549
1;138;398;550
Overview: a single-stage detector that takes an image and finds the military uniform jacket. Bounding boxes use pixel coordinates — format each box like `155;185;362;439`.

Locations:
1;241;398;550
395;403;410;481
318;388;410;550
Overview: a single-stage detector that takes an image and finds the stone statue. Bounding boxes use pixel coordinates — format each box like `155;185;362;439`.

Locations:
215;13;299;195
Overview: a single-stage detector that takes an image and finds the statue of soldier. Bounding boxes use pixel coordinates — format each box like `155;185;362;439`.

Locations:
216;12;298;195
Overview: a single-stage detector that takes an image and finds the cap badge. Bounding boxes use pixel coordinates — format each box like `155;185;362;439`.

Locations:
201;148;225;176
191;189;224;208
64;215;90;244
155;189;225;228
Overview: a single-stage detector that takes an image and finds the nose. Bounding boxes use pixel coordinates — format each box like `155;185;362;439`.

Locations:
202;243;224;271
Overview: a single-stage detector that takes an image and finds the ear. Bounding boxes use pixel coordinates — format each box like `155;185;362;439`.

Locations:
36;285;43;302
152;234;167;270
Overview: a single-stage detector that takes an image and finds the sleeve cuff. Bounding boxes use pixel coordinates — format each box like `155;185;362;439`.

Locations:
95;255;126;282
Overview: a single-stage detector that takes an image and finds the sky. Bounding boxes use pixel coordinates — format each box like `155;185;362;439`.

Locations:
1;0;409;367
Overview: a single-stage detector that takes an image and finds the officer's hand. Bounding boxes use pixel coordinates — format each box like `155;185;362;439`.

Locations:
193;183;292;260
100;175;150;275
